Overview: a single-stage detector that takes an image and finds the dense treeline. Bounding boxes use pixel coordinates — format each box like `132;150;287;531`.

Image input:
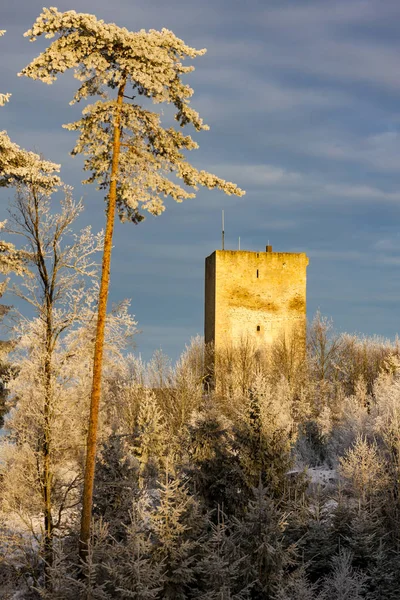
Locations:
2;305;400;598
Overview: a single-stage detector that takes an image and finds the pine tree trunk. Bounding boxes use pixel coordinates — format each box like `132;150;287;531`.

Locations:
79;81;126;561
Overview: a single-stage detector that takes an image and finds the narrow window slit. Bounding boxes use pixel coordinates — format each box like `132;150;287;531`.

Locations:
257;325;261;332
256;269;259;278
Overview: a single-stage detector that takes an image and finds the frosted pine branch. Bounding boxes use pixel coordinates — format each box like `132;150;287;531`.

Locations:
19;7;245;222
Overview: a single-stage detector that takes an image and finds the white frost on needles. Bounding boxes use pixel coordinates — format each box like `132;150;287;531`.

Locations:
0;28;61;190
0;30;11;106
0;132;61;190
19;7;244;222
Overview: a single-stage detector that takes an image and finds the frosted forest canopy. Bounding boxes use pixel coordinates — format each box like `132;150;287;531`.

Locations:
2;310;400;599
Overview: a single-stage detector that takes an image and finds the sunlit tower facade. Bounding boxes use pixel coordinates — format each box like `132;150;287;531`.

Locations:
204;245;309;359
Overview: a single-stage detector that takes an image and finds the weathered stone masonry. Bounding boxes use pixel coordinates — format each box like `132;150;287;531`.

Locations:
205;247;309;353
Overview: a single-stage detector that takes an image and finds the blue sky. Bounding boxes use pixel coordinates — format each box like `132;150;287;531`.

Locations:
2;0;400;361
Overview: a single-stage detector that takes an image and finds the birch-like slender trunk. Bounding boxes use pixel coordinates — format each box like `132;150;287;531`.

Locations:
79;81;126;560
30;189;55;580
42;326;54;576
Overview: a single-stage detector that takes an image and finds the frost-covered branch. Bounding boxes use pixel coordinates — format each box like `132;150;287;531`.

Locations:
0;30;11;106
19;7;244;222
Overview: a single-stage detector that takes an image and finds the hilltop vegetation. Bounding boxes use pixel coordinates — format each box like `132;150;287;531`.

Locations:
1;310;400;598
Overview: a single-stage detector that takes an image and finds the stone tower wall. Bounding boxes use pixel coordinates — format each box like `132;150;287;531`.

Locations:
205;249;309;352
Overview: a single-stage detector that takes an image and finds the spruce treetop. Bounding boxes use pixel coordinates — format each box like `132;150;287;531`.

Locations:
19;7;245;222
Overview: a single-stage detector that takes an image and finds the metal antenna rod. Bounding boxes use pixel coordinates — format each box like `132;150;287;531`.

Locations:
222;210;225;250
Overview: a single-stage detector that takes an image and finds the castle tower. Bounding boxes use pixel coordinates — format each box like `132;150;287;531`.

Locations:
204;246;309;355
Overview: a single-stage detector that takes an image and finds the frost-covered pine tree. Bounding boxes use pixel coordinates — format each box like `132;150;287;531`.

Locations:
367;539;398;600
235;372;294;497
0;30;11;106
149;470;204;599
19;7;245;558
274;566;322;600
159;337;205;435
186;403;247;518
197;506;252;600
37;519;112;600
132;390;168;489
0;28;58;345
105;496;165;600
339;435;388;509
232;482;296;599
346;506;383;575
0;131;61;190
0;28;60;189
320;549;368;600
93;433;140;538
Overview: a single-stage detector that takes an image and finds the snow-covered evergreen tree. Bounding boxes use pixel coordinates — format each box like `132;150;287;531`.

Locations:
339;435;387;508
320;549;368;600
233;482;296;600
196;506;252;600
133;390;168;489
149;470;205;599
105;497;165;600
19;7;245;556
93;433;139;538
0;29;60;190
186;403;247;517
274;566;322;600
235;372;294;497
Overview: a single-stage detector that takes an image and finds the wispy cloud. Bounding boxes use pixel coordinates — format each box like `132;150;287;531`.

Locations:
3;0;400;358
